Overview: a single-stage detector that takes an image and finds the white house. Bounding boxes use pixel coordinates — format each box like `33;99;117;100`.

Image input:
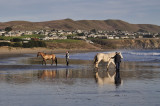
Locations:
0;31;5;36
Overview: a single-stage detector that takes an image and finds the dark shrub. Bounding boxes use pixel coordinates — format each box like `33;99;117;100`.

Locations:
0;42;11;46
23;40;46;48
12;42;22;47
0;38;5;40
5;27;12;32
11;38;22;42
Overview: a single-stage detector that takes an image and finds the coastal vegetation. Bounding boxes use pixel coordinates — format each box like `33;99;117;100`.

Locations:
0;35;46;48
1;34;160;49
0;34;45;40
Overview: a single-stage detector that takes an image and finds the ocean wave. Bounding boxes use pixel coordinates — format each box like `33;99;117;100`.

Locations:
125;52;160;56
148;59;160;62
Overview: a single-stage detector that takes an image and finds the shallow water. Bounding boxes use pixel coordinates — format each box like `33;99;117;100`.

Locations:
0;50;160;106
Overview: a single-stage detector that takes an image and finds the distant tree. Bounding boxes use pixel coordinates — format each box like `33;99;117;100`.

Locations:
0;42;11;46
11;38;22;42
90;29;97;33
5;27;12;32
77;33;85;36
51;29;56;32
12;42;22;47
138;29;148;33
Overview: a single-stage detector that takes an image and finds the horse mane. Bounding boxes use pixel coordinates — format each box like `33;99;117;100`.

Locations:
94;55;98;64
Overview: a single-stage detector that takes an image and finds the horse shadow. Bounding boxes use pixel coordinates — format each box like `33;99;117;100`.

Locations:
94;69;123;87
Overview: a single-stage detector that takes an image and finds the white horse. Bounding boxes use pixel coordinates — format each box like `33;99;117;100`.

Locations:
94;52;123;69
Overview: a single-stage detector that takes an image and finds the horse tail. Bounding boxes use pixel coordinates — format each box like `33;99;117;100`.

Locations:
94;55;98;64
55;57;57;66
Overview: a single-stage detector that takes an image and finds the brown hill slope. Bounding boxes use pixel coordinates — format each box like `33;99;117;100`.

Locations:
0;19;160;33
104;20;139;32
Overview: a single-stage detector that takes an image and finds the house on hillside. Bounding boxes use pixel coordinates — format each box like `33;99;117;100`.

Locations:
73;36;86;40
0;31;5;36
85;40;94;44
107;35;115;39
115;37;120;39
3;31;21;37
24;31;33;35
121;36;129;39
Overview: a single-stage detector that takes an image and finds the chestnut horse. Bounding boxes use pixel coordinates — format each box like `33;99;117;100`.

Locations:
37;52;57;66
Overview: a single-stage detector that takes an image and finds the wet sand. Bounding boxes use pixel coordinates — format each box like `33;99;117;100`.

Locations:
0;50;160;106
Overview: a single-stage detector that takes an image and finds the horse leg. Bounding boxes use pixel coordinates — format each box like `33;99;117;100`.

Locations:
107;61;111;71
107;72;111;78
95;59;101;68
111;61;116;69
44;60;46;65
95;61;99;68
51;59;53;65
42;60;44;65
55;57;57;66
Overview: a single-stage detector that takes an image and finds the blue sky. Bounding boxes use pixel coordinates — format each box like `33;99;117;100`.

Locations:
0;0;160;25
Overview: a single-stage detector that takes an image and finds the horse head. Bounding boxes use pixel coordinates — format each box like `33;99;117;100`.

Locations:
37;52;41;57
118;52;123;59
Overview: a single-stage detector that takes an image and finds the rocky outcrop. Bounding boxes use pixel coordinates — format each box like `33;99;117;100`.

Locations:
98;39;160;49
121;39;160;49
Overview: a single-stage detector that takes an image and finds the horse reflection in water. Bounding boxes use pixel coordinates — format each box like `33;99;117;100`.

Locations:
38;69;70;79
39;70;57;79
94;69;123;87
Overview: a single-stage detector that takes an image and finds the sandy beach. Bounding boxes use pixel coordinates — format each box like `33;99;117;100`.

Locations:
0;48;160;106
0;46;67;55
0;46;103;59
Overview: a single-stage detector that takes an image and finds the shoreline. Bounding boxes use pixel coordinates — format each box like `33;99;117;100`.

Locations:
0;46;105;59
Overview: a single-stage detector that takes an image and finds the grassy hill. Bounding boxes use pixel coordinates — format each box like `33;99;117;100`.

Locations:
0;19;160;33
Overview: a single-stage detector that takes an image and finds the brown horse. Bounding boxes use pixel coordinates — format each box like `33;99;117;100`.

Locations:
37;52;57;66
